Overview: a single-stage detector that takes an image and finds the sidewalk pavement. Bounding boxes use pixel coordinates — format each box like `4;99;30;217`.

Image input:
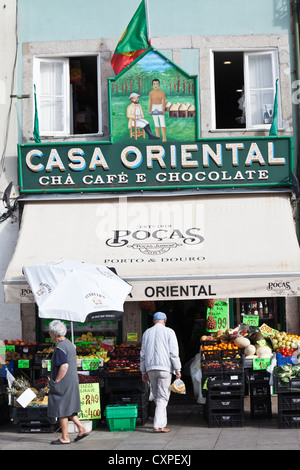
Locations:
0;396;299;455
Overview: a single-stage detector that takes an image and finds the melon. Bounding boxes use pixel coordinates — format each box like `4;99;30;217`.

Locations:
244;344;256;356
234;336;250;348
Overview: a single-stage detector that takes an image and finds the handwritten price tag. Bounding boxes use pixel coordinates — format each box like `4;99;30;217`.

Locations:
82;358;99;370
78;383;101;420
206;301;228;332
242;315;259;327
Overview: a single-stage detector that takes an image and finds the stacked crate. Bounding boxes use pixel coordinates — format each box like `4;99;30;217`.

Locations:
0;378;9;425
245;369;272;419
11;406;58;433
274;375;300;428
201;346;245;427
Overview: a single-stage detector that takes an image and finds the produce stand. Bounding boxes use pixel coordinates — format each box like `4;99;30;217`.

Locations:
2;336;148;432
200;322;300;428
3;320;300;432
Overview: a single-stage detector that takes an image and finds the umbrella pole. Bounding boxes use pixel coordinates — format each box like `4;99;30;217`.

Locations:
71;322;74;344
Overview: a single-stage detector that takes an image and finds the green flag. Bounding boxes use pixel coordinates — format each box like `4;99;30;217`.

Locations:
111;0;151;75
33;84;41;143
269;78;279;137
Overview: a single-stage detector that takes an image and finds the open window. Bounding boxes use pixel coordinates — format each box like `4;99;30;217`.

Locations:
213;50;280;130
34;55;101;137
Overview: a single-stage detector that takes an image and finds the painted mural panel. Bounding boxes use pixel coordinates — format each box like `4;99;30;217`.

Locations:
110;48;198;143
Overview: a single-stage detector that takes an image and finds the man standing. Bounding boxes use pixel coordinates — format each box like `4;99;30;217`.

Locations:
148;78;167;141
126;92;159;140
140;311;181;433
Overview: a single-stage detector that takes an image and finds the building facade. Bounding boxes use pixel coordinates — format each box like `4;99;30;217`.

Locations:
1;0;300;357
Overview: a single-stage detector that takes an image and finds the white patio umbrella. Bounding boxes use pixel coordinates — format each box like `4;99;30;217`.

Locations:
22;259;132;343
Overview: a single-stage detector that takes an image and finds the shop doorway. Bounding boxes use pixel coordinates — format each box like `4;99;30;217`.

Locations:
144;299;208;406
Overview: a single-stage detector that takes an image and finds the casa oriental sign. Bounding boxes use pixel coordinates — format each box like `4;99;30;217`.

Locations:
18;136;293;194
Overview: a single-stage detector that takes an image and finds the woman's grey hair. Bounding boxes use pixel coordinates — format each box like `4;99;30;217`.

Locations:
49;320;67;337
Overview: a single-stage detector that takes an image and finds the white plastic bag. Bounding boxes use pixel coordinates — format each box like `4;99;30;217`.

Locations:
190;353;206;404
171;378;186;394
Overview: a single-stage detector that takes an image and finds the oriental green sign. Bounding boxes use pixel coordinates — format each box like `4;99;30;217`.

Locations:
18;48;294;194
18;136;293;193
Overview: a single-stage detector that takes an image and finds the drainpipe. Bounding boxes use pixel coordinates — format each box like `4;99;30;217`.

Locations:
291;0;300;332
292;0;300;180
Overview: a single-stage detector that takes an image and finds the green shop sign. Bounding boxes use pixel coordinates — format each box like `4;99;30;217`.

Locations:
18;48;294;194
18;136;293;194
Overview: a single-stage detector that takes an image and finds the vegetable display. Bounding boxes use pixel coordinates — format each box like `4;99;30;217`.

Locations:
201;325;300;362
273;364;300;382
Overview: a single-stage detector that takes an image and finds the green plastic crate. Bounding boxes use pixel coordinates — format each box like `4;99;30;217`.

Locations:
104;404;138;432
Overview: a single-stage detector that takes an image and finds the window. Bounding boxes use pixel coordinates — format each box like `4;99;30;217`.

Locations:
34;55;101;136
213;50;280;130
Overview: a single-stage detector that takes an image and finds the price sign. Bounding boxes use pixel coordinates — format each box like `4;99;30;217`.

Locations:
242;315;259;327
78;383;101;420
253;357;271;370
127;333;138;342
82;358;99;370
0;345;5;363
206;301;228;332
260;323;279;337
18;359;30;369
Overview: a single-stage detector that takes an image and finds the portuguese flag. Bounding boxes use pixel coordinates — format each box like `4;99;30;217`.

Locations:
111;0;151;76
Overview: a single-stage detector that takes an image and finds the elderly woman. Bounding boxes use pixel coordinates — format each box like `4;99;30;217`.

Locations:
47;320;88;445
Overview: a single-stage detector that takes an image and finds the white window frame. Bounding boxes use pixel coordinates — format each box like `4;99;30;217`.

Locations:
244;50;280;129
211;48;281;131
33;53;102;137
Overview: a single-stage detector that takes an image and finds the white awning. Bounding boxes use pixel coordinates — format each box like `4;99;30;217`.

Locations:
3;192;300;302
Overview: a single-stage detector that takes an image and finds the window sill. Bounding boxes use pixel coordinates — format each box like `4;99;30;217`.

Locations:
209;128;284;133
30;133;104;141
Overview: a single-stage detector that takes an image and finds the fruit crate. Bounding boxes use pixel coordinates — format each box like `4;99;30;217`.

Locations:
201;349;221;360
104;404;138;432
276;353;298;366
11;406;58;433
206;409;244;428
278;393;300;412
202;355;244;377
273;376;300;394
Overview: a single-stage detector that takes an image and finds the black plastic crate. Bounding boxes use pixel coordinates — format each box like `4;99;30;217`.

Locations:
273;376;300;394
245;369;270;384
201;360;222;374
221;349;243;359
250;383;271;397
206;409;244;427
104;375;148;393
206;377;245;392
11;406;58;433
0;400;9;425
207;386;244;397
250;395;272;419
278;393;300;411
278;411;300;429
207;396;244;410
109;391;148;408
201;349;221;360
